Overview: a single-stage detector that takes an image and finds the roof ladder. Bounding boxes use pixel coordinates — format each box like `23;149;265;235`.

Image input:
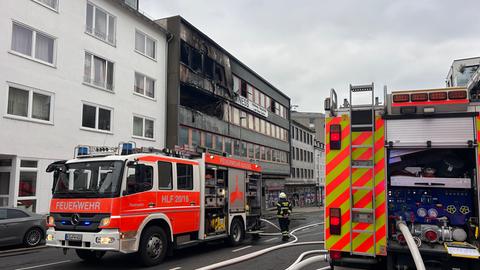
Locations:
349;83;376;257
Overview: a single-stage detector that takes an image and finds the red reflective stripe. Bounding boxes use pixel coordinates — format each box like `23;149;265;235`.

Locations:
328;189;350;209
376;224;386;242
326;147;349;174
353;169;373;187
353;191;372;208
326;167;350;193
355;235;374;253
375;201;386;218
352;132;372;145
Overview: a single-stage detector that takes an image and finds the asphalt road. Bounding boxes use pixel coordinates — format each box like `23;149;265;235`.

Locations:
0;210;327;270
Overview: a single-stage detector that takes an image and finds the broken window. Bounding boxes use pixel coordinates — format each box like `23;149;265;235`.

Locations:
214;63;226;87
270;99;276;113
241;80;247;97
180;41;189;65
191;48;202;73
180;84;224;119
204;56;214;79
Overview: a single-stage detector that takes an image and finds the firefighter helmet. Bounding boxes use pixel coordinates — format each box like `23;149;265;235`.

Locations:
279;192;287;199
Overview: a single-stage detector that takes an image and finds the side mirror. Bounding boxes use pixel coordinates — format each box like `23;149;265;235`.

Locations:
324;97;331;111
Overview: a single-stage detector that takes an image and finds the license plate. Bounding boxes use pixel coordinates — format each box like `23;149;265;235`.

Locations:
65;234;82;241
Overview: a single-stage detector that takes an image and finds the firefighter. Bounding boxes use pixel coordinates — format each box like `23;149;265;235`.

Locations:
276;192;292;241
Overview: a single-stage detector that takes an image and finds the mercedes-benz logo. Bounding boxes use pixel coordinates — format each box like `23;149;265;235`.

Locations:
71;214;80;225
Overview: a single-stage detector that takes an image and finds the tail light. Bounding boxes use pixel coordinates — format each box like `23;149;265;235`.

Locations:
330;124;341;150
330;250;342;260
429;92;447;101
448;90;467;100
411;93;428;102
329;208;341;235
393;94;409;103
424;230;438;243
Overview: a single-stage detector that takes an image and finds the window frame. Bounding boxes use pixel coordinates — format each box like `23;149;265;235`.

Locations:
32;0;59;12
158;161;173;190
134;29;157;60
176;163;194;190
133;71;156;100
85;2;116;46
5;82;54;124
83;51;115;92
10;21;57;67
132;114;155;141
80;102;113;133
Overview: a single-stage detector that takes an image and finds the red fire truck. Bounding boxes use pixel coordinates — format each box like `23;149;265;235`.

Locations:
45;144;262;266
324;84;480;269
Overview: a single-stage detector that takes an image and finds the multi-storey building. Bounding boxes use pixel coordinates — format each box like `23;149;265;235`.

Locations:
291;111;325;143
446;56;480;87
156;16;291;209
0;0;169;213
285;120;318;207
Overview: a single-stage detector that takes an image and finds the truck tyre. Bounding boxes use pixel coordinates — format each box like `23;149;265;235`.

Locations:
75;249;106;262
228;218;244;246
23;227;43;247
138;226;168;266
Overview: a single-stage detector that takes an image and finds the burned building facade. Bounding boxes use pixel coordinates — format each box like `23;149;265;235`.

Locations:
157;16;291;208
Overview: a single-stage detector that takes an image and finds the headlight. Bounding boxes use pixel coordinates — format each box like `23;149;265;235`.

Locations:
46;234;54;241
99;217;111;227
47;216;55;227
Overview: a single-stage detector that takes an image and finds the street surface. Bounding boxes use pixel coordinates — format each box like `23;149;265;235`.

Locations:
0;208;326;270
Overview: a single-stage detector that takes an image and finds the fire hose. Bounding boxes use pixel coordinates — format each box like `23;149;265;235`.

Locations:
397;220;426;270
195;221;324;270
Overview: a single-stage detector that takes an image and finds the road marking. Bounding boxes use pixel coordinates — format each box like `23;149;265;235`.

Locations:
232;245;252;252
169;267;182;270
0;246;47;255
264;237;279;243
15;260;71;270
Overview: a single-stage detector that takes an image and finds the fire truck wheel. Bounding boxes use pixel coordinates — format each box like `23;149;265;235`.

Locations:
75;249;106;262
227;218;245;246
138;226;168;266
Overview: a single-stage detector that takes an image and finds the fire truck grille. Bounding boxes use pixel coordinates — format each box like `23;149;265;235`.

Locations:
52;213;110;232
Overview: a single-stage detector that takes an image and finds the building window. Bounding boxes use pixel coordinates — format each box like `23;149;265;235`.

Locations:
240;111;247;128
248;114;254;130
124;0;138;10
135;30;156;59
17;160;38;212
11;22;55;65
134;72;155;98
86;2;116;45
232;107;240;125
84;52;114;91
234;140;241;156
7;85;53;123
254;117;260;132
191;129;201;147
241;142;247;157
81;103;112;131
179;126;189;146
133;115;154;139
33;0;59;11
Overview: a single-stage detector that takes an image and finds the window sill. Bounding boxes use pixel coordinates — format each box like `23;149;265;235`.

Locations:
85;31;116;47
9;51;56;68
3;114;53;126
82;82;115;94
132;135;155;142
134;50;157;62
31;0;59;13
133;92;156;101
80;127;113;135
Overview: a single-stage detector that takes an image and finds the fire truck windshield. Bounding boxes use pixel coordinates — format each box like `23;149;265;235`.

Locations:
52;161;124;198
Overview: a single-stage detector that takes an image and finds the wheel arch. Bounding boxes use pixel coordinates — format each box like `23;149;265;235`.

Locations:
134;214;173;251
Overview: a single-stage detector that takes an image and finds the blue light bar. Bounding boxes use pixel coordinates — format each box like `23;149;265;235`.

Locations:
121;143;134;155
77;146;89;156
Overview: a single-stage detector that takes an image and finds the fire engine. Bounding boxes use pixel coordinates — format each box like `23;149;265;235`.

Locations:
45;144;262;266
324;84;480;269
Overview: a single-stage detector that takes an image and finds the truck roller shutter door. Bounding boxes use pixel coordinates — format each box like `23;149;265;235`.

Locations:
386;117;475;147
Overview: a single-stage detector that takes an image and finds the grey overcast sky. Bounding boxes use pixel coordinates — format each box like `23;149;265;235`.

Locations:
140;0;480;112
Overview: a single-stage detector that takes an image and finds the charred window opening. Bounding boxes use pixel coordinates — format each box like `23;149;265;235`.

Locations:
240;80;247;97
180;84;224;119
270;99;276;113
180;41;189;65
204;56;214;79
214;63;226;87
191;49;202;73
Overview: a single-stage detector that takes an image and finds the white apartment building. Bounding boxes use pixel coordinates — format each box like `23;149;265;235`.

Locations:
0;0;169;213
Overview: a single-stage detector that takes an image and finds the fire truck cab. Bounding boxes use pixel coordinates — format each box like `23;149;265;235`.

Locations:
324;84;480;269
45;144;262;266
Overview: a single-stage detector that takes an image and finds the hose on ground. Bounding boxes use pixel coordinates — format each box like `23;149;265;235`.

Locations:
397;221;426;270
287;255;331;270
285;250;328;270
195;222;324;270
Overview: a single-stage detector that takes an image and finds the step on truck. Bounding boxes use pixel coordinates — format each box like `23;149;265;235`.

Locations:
45;144;262;266
324;84;480;269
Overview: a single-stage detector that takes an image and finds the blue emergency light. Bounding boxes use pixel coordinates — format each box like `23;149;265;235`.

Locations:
121;143;134;155
77;146;89;156
83;221;91;226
